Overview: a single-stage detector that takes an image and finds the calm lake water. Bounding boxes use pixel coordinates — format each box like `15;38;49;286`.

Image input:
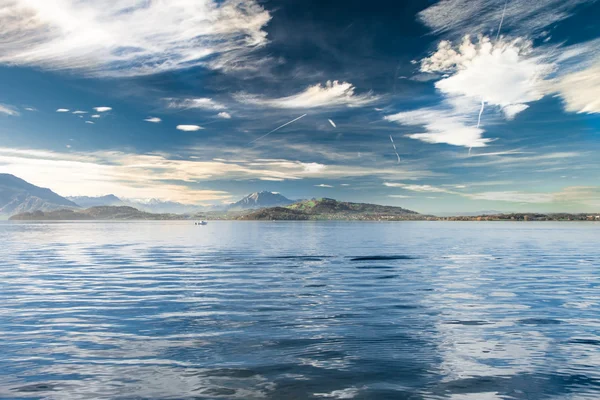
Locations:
1;221;599;399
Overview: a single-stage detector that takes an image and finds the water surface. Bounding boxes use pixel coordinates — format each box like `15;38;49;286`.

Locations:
1;221;599;399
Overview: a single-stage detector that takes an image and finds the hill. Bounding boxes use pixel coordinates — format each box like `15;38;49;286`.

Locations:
0;174;79;217
9;206;185;221
227;191;294;211
238;198;422;220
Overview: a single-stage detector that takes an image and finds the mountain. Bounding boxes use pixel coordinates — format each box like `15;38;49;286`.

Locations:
9;206;187;221
67;194;124;208
67;195;207;214
228;191;294;210
0;173;79;217
238;198;422;220
126;198;207;214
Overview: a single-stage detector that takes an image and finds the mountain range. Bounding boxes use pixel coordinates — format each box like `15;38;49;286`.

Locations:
66;195;208;214
0;173;78;217
1;174;297;218
4;174;597;222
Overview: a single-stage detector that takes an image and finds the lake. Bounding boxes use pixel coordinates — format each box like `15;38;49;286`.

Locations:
1;221;599;399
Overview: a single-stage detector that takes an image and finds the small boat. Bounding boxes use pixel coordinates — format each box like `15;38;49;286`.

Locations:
195;221;208;225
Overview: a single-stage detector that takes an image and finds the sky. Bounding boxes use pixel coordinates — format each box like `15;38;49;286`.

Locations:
0;0;599;214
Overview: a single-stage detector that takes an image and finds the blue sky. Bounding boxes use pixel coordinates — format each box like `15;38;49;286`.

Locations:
0;0;599;213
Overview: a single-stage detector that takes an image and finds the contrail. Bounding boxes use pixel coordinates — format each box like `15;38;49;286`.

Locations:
495;0;508;42
389;135;401;163
471;0;508;156
477;100;485;129
248;114;307;145
470;99;486;156
328;119;336;128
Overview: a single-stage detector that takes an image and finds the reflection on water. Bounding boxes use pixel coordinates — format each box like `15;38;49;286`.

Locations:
0;221;599;399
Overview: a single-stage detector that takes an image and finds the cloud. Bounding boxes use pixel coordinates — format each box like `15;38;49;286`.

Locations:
422;36;553;118
502;104;530;120
0;104;19;116
0;0;272;77
217;112;232;119
550;62;600;114
418;0;592;38
94;106;112;113
384;182;452;193
386;36;555;148
85;121;94;124
176;125;204;131
56;108;70;112
144;117;162;123
235;80;379;109
384;179;600;208
385;107;490;148
465;191;555;203
24;107;36;112
0;147;433;203
457;151;581;167
315;184;333;188
259;177;284;181
91;114;101;118
166;98;227;111
72;110;87;114
389;195;412;198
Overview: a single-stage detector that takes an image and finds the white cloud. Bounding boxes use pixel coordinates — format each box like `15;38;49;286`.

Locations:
167;98;227;111
56;108;70;112
315;184;333;188
72;110;87;114
418;0;591;38
422;36;552;118
384;179;600;208
91;114;101;118
0;147;433;203
217;112;232;119
384;182;451;193
235;80;379;109
502;104;530;120
389;195;411;198
465;191;555;203
259;177;284;181
85;121;94;124
176;125;204;131
0;104;19;116
0;0;271;77
24;107;36;112
144;117;162;123
551;63;600;114
94;106;112;113
386;36;555;148
458;151;581;167
385;107;490;148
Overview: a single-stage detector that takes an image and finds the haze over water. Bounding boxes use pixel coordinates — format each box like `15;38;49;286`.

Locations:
1;221;599;399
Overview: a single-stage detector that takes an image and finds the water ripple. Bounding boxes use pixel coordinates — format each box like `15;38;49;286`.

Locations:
0;221;599;399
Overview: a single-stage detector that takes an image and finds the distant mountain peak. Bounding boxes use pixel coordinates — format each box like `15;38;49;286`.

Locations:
228;191;294;210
